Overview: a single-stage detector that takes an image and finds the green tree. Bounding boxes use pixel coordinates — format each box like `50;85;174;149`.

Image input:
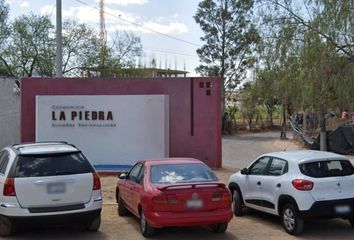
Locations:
194;0;260;115
101;31;143;77
2;14;55;77
240;82;259;131
255;0;354;141
62;20;100;76
0;0;10;75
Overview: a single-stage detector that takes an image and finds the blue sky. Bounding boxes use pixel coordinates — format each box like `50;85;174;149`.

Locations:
5;0;203;75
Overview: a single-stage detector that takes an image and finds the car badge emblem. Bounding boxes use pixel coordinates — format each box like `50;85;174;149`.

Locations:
192;192;198;200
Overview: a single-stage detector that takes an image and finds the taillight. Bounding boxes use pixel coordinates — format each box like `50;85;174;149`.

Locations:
292;179;314;191
212;191;223;202
4;178;16;196
92;172;101;190
152;193;177;211
152;194;168;204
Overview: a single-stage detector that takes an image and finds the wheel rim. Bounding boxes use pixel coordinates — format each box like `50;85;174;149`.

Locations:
283;208;295;231
233;191;237;209
140;211;146;232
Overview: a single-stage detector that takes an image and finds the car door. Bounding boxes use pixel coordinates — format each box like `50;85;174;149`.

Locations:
243;156;271;209
261;157;288;215
123;163;143;211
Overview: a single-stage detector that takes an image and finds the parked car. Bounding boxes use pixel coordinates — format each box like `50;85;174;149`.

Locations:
116;158;233;237
228;150;354;235
0;142;102;236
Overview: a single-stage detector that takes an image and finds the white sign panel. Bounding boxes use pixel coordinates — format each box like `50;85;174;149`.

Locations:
36;95;169;166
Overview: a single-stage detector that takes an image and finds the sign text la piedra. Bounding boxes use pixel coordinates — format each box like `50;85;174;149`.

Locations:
52;110;114;121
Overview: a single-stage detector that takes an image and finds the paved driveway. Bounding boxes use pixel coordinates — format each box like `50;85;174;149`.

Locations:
223;131;299;169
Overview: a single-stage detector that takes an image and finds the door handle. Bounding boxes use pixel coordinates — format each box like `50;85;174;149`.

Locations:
276;183;281;188
257;181;261;186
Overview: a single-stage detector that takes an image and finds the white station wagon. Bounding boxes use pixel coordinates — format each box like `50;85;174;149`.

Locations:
0;142;102;236
228;150;354;235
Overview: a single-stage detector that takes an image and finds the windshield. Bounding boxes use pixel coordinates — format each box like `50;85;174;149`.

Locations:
150;163;218;184
15;152;94;177
299;160;354;178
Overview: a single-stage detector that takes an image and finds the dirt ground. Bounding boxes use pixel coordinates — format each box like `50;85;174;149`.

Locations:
6;168;354;240
5;132;354;239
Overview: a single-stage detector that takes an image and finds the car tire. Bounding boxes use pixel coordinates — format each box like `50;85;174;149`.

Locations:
348;216;354;228
212;223;228;233
85;214;101;232
140;209;155;238
281;204;304;235
0;218;13;236
118;194;129;216
232;189;244;216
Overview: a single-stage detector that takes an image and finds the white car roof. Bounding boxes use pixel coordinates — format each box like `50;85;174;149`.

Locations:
12;142;78;155
260;150;348;164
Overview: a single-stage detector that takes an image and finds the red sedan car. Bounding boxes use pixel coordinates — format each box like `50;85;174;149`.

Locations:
116;158;233;237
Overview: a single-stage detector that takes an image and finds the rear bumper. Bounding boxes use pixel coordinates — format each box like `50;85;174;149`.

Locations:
145;208;233;228
2;209;101;227
299;198;354;218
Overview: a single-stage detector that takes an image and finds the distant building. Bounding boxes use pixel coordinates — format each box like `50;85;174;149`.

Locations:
114;68;188;78
81;67;188;78
141;68;188;78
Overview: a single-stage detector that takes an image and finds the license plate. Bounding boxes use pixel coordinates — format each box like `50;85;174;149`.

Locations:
186;199;203;208
335;205;351;214
47;183;66;194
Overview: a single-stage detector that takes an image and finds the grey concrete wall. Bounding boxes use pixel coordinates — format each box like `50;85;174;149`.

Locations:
0;77;19;149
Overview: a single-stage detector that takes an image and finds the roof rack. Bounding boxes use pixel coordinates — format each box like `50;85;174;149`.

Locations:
13;141;75;150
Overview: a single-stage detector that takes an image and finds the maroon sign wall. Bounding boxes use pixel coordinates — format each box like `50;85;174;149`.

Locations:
20;77;222;168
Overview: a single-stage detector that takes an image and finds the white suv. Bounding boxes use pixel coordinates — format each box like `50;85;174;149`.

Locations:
0;142;102;236
228;150;354;235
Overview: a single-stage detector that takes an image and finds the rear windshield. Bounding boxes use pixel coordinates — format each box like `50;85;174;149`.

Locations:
299;160;354;178
150;163;218;184
14;152;94;177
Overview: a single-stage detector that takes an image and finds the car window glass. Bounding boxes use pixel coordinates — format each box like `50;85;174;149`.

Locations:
0;152;9;174
150;163;218;184
128;164;142;183
137;166;145;185
0;151;7;174
299;160;354;178
249;157;271;175
14;152;94;177
268;158;287;176
0;151;4;171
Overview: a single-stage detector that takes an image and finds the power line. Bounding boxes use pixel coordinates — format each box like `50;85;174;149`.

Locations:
74;0;201;48
144;47;198;58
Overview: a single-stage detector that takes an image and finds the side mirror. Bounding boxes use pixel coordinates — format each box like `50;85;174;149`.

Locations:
240;168;249;175
119;173;127;180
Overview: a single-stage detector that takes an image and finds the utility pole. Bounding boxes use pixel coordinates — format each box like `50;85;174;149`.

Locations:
99;0;106;76
56;0;62;77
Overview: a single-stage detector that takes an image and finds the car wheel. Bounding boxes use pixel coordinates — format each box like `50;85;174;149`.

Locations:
85;214;101;232
232;189;244;216
0;218;13;236
118;194;129;216
281;204;304;235
140;209;155;237
212;223;228;233
348;216;354;228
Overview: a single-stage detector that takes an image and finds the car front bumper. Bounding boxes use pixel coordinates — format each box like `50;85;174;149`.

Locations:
299;198;354;218
144;208;233;228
